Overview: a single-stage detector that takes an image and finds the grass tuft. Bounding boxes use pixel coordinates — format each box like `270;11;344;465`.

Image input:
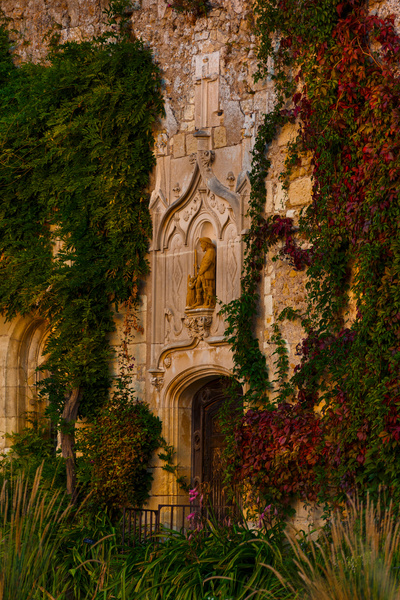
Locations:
0;466;72;600
283;496;400;600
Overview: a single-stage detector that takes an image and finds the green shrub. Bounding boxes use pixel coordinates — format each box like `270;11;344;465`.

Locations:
77;377;163;510
0;415;65;490
127;522;291;600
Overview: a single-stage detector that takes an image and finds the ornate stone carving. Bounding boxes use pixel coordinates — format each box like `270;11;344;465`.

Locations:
164;308;172;343
183;313;213;340
149;371;164;391
243;112;256;138
164;307;184;343
193;429;201;450
186;274;197;307
179;194;201;227
194;130;241;224
227;228;238;296
189;152;197;165
155;132;168;156
185;237;216;309
199;150;215;173
173;183;181;198
194;52;220;129
226;171;235;189
163;356;172;369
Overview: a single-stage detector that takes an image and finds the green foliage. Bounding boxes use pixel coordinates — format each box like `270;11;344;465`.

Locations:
50;511;124;600
127;524;290;599
77;377;163;510
219;110;285;408
281;496;400;600
0;415;66;490
0;12;164;425
0;465;292;600
3;471;400;600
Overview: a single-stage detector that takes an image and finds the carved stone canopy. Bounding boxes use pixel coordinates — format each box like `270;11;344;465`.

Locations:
153;132;242;252
148;110;248;385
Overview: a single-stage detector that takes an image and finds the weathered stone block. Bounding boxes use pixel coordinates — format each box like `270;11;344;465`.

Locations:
213;126;227;148
186;134;197;155
274;181;286;211
172;133;186;158
217;30;229;44
195;30;210;41
183;104;195;121
288;177;312;206
277;123;299;147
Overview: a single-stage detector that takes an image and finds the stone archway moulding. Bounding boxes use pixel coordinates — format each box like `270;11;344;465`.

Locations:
163;363;232;410
161;363;233;498
1;314;48;447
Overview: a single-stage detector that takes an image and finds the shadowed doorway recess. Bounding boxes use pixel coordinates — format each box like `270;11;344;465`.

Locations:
192;377;242;513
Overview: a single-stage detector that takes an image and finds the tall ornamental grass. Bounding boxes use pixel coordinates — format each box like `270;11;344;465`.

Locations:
3;466;400;600
126;521;290;600
277;497;400;600
0;467;72;600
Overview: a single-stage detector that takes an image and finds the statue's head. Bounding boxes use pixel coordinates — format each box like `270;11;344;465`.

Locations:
199;237;214;251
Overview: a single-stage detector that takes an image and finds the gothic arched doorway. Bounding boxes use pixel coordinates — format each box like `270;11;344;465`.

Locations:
192;377;242;512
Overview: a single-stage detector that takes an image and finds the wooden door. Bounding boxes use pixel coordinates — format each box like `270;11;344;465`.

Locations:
192;378;241;515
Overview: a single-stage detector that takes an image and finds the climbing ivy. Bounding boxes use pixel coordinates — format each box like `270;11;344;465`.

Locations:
223;0;400;510
0;2;164;493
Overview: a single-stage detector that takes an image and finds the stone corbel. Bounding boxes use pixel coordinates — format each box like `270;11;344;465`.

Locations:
183;308;214;340
194;130;241;224
148;368;165;392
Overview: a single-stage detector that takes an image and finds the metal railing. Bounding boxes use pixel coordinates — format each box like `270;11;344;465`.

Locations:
158;504;193;532
121;503;243;547
121;507;160;547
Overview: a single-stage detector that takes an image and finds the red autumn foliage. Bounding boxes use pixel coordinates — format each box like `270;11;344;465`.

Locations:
235;404;324;503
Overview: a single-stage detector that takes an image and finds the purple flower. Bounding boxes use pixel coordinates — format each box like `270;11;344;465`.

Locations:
258;504;271;527
189;487;199;502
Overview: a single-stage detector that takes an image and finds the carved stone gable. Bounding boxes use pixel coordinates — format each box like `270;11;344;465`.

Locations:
148;52;247;379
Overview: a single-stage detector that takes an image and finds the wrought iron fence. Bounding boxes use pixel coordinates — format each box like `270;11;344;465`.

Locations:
121;504;193;547
121;507;160;547
120;503;243;547
158;504;193;532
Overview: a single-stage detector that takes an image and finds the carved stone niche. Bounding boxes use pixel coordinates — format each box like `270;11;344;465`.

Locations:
183;307;214;341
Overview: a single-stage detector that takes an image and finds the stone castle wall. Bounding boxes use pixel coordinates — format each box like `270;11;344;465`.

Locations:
0;0;397;523
0;1;316;510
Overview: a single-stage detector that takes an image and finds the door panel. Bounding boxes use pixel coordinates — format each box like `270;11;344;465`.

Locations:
191;377;242;513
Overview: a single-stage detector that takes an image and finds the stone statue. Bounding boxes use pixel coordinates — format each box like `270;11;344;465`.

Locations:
186;237;216;309
186;274;197;307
